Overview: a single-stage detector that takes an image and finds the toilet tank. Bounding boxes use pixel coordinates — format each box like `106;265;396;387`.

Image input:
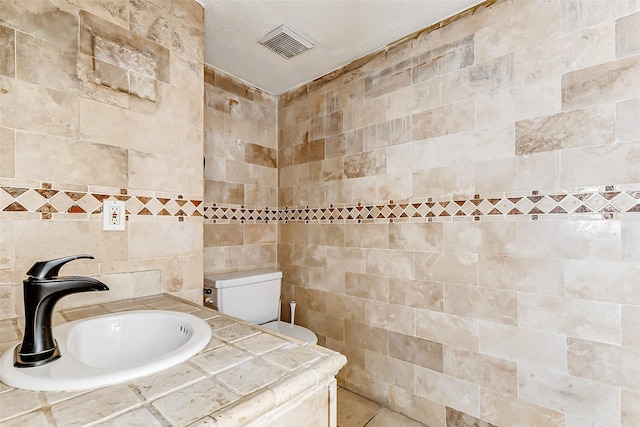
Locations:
204;269;282;324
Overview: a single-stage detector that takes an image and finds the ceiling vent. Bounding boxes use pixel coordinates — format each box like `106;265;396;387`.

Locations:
258;25;314;59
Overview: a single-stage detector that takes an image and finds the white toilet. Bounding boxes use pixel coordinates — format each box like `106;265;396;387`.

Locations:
204;269;317;345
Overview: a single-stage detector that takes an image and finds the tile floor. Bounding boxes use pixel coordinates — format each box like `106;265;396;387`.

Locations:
337;387;427;427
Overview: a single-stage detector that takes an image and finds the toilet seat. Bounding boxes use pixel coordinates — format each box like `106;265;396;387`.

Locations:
262;321;318;345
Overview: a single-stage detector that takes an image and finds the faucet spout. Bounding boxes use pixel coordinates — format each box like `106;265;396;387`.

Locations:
14;255;109;368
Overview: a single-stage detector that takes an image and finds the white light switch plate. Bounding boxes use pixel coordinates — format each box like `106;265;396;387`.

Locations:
103;200;126;231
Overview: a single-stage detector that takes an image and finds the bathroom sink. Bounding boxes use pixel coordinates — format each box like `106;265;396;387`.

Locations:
0;310;212;391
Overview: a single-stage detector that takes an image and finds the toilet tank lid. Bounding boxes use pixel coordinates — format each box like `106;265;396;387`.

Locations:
204;269;282;289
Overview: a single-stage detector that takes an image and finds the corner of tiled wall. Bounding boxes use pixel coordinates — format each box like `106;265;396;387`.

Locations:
202;65;279;278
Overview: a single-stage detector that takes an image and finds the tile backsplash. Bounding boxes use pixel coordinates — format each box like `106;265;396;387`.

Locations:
0;0;205;317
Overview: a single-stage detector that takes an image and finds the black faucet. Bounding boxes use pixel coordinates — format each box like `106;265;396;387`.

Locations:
14;255;109;368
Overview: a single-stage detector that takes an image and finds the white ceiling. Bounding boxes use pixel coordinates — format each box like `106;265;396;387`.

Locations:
196;0;485;95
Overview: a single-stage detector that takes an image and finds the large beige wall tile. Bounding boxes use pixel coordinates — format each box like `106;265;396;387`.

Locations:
412;34;473;84
387;78;442;120
474;0;560;63
412;100;475;140
345;223;389;249
443;222;516;256
365;300;414;335
565;259;640;305
12;220;127;273
0;76;79;137
519;293;622;344
475;151;560;194
279;223;309;245
203;224;244;247
345;364;390;407
365;350;414;391
560;0;629;33
345;320;387;355
366;249;413;279
0;25;14;78
244;224;276;245
129;221;201;259
562;142;640;187
416;309;478;352
444;347;516;395
309;266;345;294
617;98;640;142
309;223;344;247
0;220;14;270
514;220;622;260
327;247;366;274
412;162;475;198
479;322;567;372
415;367;479;418
479;388;564;427
364;62;412;100
0;0;78;50
445;284;517;326
623;390;640;427
0;127;15;178
518;365;620;426
15;32;78;93
388;331;443;372
616;12;640;57
476;80;561;128
515;104;615;155
568;337;640;391
325;293;364;323
227;244;276;269
478;255;564;295
15;132;127;187
562;55;640;110
389;278;442;311
441;55;513;104
389;222;443;252
415;252;477;285
129;149;202;194
623;306;640;350
79;97;200;156
389;386;446;427
345;272;389;302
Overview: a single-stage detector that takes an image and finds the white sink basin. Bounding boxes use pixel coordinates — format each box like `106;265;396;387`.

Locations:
0;310;212;391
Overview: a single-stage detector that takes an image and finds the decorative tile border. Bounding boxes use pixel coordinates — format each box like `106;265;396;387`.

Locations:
281;190;640;222
4;184;640;223
0;185;203;220
204;205;279;223
206;188;640;223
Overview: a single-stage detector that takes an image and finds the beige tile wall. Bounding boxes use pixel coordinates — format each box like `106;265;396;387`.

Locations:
0;0;204;317
203;67;278;276
277;1;640;426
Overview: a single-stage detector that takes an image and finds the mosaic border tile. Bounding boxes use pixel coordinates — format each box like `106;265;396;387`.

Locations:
4;184;640;223
0;185;203;220
204;188;640;224
204;205;279;223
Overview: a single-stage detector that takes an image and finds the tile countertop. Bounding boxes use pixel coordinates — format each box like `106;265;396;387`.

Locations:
0;294;347;426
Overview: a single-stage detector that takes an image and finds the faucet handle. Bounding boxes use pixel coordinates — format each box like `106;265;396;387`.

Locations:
26;254;95;279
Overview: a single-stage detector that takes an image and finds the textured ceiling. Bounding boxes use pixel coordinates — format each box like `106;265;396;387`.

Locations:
196;0;485;95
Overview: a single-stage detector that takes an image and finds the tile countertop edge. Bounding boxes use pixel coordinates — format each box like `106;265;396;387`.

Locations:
208;353;347;426
0;293;348;427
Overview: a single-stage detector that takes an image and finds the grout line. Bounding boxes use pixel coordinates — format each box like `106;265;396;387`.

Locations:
361;407;385;427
